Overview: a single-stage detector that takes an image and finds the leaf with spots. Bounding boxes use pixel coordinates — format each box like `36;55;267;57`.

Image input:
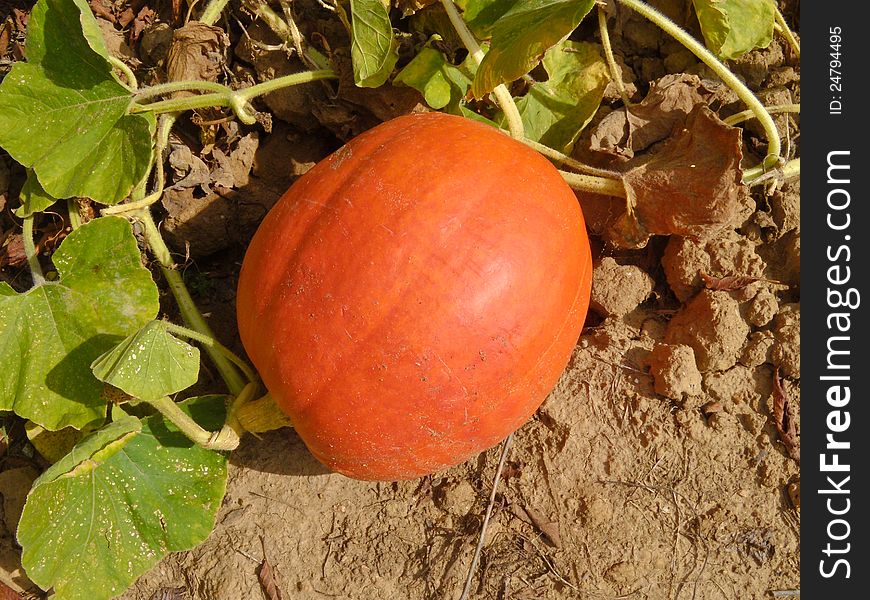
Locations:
18;397;228;600
0;0;155;204
0;217;159;430
350;0;399;88
91;320;200;402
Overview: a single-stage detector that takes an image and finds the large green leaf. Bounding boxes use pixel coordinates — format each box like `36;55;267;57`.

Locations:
0;0;154;204
350;0;400;88
18;397;229;600
91;320;201;402
471;0;595;98
0;217;159;430
692;0;775;60
507;41;609;154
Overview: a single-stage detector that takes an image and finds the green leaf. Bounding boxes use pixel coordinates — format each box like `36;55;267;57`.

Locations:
0;0;155;204
457;0;517;38
507;40;609;154
471;0;595;98
18;397;228;600
15;171;57;218
0;217;159;430
394;43;477;112
91;321;201;402
350;0;400;88
692;0;775;60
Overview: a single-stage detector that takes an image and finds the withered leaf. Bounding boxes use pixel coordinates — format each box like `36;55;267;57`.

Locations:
589;74;724;161
165;22;229;98
257;537;285;600
772;368;800;462
0;580;20;600
88;0;116;24
511;504;562;549
608;105;748;248
0;233;27;268
523;506;562;549
130;7;156;45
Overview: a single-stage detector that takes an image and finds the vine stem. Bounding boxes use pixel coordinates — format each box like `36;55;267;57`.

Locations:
165;322;259;386
133;80;231;102
130;70;337;118
559;170;627;197
723;103;799;126
103;113;176;216
136;208;247;396
598;5;631;107
22;215;44;285
146;382;257;450
199;0;232;26
773;5;800;59
107;55;138;91
616;0;781;170
439;0;525;139
744;157;800;186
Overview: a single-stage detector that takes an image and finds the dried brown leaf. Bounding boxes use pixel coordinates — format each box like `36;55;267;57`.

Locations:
257;537;285;600
523;506;562;549
11;8;28;32
772;368;800;462
510;504;562;548
165;22;229;98
0;580;20;600
0;18;11;58
88;0;116;24
0;233;26;268
589;74;721;160
130;7;156;45
607;105;748;248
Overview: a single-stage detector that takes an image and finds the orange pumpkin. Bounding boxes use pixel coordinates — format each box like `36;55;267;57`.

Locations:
237;112;592;480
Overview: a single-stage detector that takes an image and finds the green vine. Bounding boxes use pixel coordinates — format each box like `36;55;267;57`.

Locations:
22;214;44;285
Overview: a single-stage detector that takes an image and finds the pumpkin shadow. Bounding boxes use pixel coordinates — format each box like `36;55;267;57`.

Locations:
230;427;331;477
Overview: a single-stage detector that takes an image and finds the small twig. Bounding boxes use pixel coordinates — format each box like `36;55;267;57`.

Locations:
771;591;800;598
458;433;514;600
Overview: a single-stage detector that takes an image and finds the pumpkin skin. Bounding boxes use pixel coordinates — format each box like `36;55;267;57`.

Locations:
237;112;592;480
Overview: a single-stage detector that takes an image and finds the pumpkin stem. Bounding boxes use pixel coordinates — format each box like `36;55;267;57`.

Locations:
236;393;294;434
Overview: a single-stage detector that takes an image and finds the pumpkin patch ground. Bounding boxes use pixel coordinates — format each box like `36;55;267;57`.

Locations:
0;0;799;598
